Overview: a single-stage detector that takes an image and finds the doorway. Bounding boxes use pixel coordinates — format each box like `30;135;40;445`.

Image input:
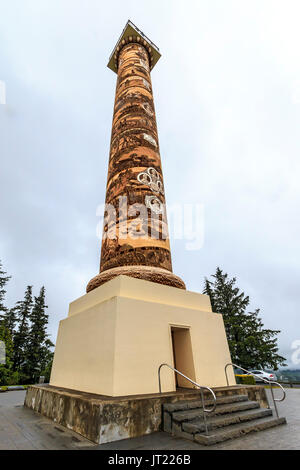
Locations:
170;326;196;389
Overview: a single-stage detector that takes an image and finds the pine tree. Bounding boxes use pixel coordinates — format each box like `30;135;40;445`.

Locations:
0;261;18;384
0;324;15;385
1;308;17;334
204;267;286;370
13;286;33;373
0;260;11;324
25;287;54;382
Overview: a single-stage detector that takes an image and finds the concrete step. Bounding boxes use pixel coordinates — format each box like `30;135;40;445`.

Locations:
163;394;249;413
172;400;260;423
182;407;273;434
193;416;287;446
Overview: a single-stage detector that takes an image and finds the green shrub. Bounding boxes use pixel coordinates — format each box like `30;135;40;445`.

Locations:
41;359;53;383
17;371;31;385
5;371;21;386
235;374;256;385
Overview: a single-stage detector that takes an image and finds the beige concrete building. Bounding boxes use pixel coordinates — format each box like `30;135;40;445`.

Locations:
50;276;235;396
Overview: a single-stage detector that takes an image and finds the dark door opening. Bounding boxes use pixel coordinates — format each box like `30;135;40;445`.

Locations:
171;326;196;389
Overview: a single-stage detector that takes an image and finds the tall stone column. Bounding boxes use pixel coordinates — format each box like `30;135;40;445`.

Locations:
39;21;234;412
87;22;185;292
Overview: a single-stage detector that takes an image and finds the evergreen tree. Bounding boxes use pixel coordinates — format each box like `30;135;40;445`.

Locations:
2;308;17;335
204;267;286;370
0;260;55;385
13;286;33;373
25;287;54;382
0;324;15;385
40;357;53;382
0;261;18;385
0;260;11;323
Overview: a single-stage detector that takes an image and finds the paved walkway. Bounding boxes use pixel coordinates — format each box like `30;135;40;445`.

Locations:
0;391;94;450
0;388;299;450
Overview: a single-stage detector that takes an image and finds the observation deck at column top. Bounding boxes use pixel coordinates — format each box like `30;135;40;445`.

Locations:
107;20;161;73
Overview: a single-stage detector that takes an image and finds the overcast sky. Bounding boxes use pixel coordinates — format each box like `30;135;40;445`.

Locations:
1;0;299;368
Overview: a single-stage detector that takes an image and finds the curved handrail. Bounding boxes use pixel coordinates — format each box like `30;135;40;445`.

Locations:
225;362;286;418
158;363;217;435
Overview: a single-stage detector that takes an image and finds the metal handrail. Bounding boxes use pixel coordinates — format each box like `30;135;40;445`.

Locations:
158;363;217;435
225;362;286;418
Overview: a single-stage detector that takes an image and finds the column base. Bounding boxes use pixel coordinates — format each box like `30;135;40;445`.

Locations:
86;265;186;293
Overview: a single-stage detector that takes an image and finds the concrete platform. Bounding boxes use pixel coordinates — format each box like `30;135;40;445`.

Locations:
24;384;269;444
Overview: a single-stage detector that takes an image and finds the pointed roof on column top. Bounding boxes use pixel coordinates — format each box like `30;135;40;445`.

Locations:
107;20;161;73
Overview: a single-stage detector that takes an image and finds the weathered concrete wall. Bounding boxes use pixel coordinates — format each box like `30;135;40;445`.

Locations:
24;384;267;444
24;385;199;444
238;384;270;409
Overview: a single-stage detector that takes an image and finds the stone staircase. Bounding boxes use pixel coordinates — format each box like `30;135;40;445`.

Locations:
163;393;286;445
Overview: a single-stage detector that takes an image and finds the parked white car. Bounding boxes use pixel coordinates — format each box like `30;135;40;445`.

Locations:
247;370;277;382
